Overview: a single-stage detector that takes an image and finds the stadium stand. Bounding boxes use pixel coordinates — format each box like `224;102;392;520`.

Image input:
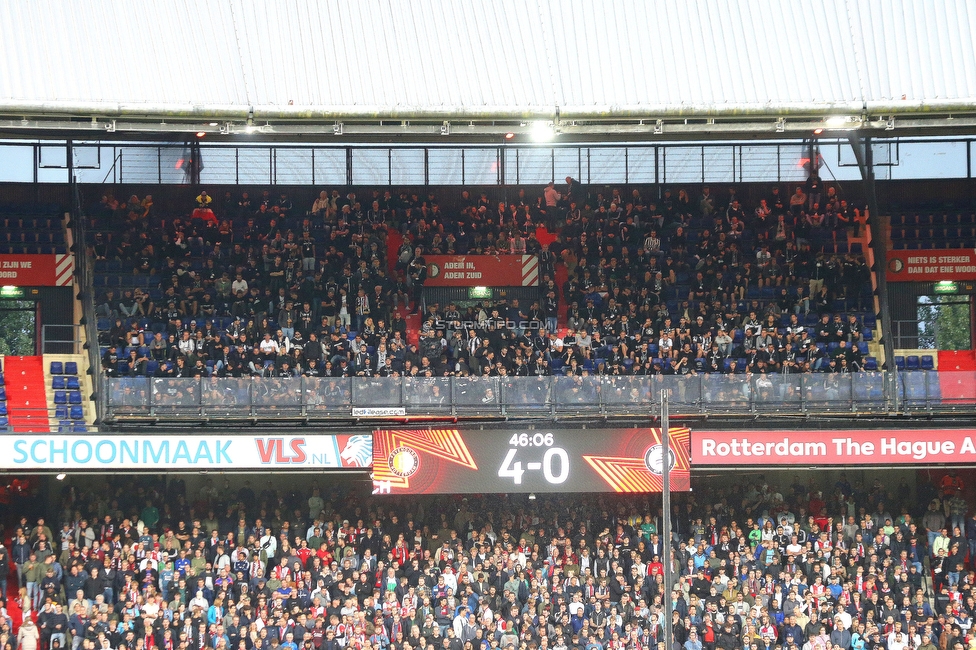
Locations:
0;469;970;650
90;181;876;381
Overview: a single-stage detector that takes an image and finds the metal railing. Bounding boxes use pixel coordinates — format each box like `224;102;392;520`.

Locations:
103;371;976;420
72;178;105;424
40;324;83;355
5;136;976;186
891;319;923;350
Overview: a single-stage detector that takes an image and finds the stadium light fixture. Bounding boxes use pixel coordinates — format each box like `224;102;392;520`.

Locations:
208;122;218;127
775;117;786;133
332;122;343;136
531;121;554;141
504;132;515;139
528;493;536;500
56;473;66;481
654;119;664;135
196;131;206;138
244;125;258;134
440;121;450;136
825;116;849;128
813;127;824;135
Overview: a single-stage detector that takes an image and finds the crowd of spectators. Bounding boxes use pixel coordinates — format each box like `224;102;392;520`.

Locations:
93;176;873;380
0;471;971;650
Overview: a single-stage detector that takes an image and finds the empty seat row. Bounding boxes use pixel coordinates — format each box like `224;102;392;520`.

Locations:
55;405;85;420
891;227;976;240
894;238;976;249
52;376;80;390
0;217;59;229
54;391;83;404
0;231;65;244
894;355;935;371
891;213;976;226
0;245;67;255
50;361;78;375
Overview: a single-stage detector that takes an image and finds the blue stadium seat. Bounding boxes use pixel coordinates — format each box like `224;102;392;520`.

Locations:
50;361;63;375
0;416;7;429
906;355;920;371
864;357;878;371
862;328;873;341
58;420;73;433
146;361;159;375
65;362;78;375
0;404;6;416
52;376;66;390
55;405;68;419
68;391;82;405
920;355;934;370
73;423;87;432
895;356;905;371
54;391;67;404
857;342;869;356
66;376;80;390
69;405;84;419
0;387;4;401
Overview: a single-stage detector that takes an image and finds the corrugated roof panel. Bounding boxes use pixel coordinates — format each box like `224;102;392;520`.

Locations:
0;0;973;117
851;0;976;102
0;0;249;108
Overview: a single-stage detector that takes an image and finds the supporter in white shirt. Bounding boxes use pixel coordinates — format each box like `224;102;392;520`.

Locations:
259;334;279;355
190;590;209;611
786;536;803;556
887;632;908;650
259;528;277;559
231;275;248;295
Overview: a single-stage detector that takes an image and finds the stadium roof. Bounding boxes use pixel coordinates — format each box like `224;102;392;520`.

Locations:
2;0;975;140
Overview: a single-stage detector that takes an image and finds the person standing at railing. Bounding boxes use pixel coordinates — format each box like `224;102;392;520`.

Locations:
407;247;427;315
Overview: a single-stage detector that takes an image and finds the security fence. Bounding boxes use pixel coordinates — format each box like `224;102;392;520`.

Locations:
104;371;975;420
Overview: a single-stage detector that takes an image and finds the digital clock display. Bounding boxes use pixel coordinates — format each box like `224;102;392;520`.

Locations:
371;427;691;495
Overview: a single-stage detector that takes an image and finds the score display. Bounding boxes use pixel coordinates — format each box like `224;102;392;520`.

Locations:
371;428;691;495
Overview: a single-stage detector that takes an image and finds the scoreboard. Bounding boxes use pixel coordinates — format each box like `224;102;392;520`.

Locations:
371;427;690;494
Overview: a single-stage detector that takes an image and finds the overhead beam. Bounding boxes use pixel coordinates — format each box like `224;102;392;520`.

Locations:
3;116;976;142
3;98;976;121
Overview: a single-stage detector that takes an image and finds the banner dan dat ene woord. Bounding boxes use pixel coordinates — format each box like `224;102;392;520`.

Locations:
693;429;976;465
